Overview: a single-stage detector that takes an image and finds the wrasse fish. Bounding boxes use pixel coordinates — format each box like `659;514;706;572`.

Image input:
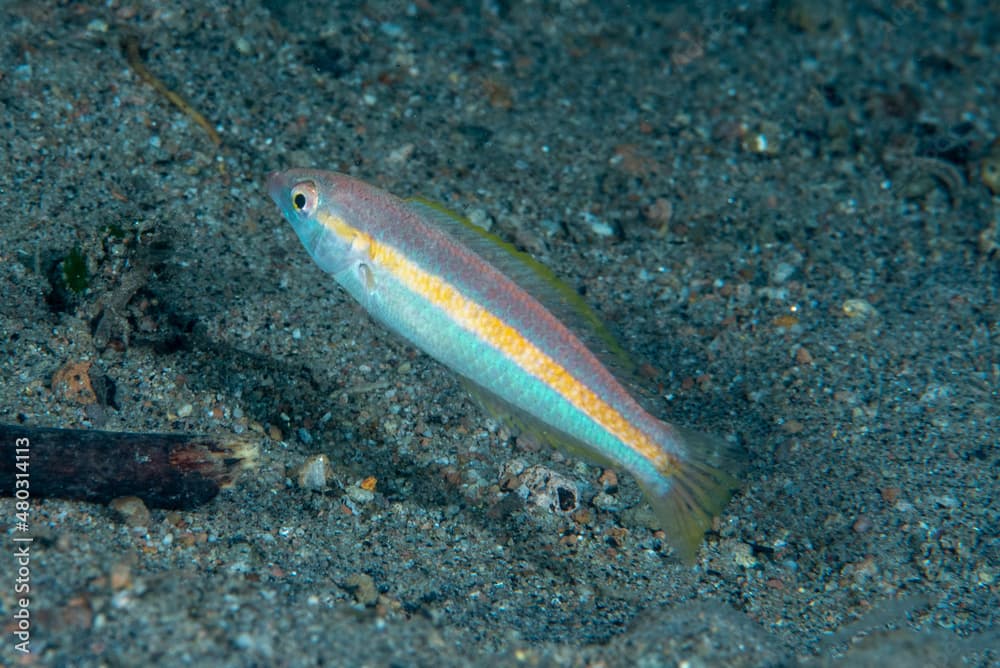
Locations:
267;169;745;562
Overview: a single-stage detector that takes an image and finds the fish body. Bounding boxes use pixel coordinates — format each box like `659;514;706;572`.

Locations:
267;169;744;562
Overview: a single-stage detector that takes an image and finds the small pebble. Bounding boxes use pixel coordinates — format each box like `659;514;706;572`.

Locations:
582;211;615;238
52;360;97;405
386;143;415;164
932;495;959;509
781;419;805;434
234;36;253;56
770;262;797;284
880;487;901;504
110;496;151;528
343;573;378;606
645;198;673;230
597;468;618;490
519;465;579;513
730;541;758;568
110;561;133;590
345;483;375;504
740;121;782;156
297;454;332;491
842;298;878;320
467;208;493;232
591;491;621;512
795;346;814;365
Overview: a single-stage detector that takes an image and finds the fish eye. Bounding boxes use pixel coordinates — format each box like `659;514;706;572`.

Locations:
290;181;319;214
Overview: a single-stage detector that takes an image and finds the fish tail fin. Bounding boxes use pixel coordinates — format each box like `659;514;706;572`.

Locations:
638;424;747;564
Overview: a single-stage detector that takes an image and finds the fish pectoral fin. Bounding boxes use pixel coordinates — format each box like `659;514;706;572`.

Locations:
358;262;376;294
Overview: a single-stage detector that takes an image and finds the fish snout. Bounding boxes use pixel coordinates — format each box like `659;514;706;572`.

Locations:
266;171;283;199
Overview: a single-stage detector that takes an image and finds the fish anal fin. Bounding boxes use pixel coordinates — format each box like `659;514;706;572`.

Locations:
458;377;619;469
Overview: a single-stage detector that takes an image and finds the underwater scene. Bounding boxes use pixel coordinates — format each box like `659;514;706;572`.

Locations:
0;1;997;665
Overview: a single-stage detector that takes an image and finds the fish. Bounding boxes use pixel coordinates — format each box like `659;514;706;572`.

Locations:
267;169;745;562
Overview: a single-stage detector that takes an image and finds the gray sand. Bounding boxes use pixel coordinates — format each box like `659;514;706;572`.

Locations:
1;1;997;665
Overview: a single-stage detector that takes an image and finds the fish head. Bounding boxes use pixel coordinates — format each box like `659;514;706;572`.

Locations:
267;169;372;277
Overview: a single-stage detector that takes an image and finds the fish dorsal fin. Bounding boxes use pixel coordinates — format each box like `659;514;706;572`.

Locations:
404;196;638;381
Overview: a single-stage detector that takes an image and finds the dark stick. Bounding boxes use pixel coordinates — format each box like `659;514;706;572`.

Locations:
1;424;259;509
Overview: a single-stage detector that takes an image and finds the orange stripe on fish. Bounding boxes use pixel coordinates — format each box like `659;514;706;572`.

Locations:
327;208;674;472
